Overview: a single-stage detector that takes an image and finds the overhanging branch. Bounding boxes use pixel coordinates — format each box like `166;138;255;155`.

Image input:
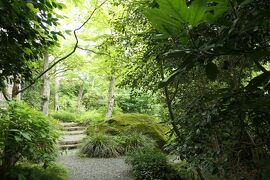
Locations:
17;0;107;94
254;60;269;73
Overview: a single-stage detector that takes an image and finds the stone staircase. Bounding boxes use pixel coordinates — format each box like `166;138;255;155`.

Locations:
59;122;87;150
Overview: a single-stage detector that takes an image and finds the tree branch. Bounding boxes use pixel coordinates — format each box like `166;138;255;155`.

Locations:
254;60;269;73
17;0;107;94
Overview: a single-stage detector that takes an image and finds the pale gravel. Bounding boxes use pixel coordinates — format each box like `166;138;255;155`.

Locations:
58;152;133;180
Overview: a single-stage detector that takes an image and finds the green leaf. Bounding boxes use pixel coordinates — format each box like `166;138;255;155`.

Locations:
57;3;67;9
239;0;254;7
26;3;39;13
65;30;72;35
20;132;31;141
159;68;183;88
188;0;208;26
18;174;26;180
15;136;22;142
23;48;33;55
246;72;270;91
143;0;228;36
159;57;195;88
205;62;218;81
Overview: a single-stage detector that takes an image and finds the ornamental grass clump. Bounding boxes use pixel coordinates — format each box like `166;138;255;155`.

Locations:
80;134;124;158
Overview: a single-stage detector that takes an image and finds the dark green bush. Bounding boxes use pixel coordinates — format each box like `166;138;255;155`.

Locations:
0;101;59;173
50;111;77;122
126;145;182;180
80;134;124;158
4;162;68;180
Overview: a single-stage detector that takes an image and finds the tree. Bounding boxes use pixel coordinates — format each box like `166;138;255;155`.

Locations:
0;0;63;90
41;52;51;115
105;0;270;178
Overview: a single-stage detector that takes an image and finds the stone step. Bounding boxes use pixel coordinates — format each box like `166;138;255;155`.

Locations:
60;134;86;141
59;140;83;145
59;134;86;145
63;130;85;135
59;144;82;150
63;126;85;131
60;122;80;127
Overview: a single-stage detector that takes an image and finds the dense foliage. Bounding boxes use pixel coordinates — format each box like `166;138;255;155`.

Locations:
126;145;181;180
0;0;63;89
4;162;67;180
105;0;270;178
1;0;270;178
0;101;59;173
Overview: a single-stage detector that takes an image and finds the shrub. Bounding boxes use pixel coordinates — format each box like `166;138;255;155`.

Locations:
50;111;77;122
77;107;106;123
126;123;166;147
126;145;181;180
4;162;68;180
78;106;123;124
0;101;59;173
80;134;124;158
116;132;155;153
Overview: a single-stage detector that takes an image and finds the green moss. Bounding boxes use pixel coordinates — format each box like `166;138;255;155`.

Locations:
126;124;166;147
86;113;169;148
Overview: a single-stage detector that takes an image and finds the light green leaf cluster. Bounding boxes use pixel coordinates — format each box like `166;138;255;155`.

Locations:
144;0;228;36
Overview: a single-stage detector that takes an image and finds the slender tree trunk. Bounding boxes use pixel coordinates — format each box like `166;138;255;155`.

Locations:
77;81;84;113
54;73;60;112
6;78;13;99
105;75;115;120
11;77;21;100
0;79;9;104
158;61;181;139
41;52;50;115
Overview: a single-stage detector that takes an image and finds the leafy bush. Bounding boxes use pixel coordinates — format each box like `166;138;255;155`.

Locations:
50;111;78;122
4;162;68;180
80;134;124;158
126;145;181;180
78;107;107;123
0;101;59;173
116;132;154;153
78;106;123;124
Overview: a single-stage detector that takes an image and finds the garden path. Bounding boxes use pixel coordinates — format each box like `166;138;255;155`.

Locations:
58;122;133;180
59;122;87;149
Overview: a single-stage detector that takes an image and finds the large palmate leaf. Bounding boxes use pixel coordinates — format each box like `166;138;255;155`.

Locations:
143;0;228;36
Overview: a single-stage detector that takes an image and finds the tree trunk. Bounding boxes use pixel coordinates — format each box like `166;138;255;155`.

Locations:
76;81;84;113
158;61;181;139
105;75;115;120
11;77;21;100
54;72;60;112
41;52;50;115
0;79;9;105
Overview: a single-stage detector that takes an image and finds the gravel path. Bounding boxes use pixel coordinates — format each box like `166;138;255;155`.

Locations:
58;152;133;180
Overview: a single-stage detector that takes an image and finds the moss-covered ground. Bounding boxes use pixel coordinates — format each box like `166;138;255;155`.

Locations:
86;113;170;147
